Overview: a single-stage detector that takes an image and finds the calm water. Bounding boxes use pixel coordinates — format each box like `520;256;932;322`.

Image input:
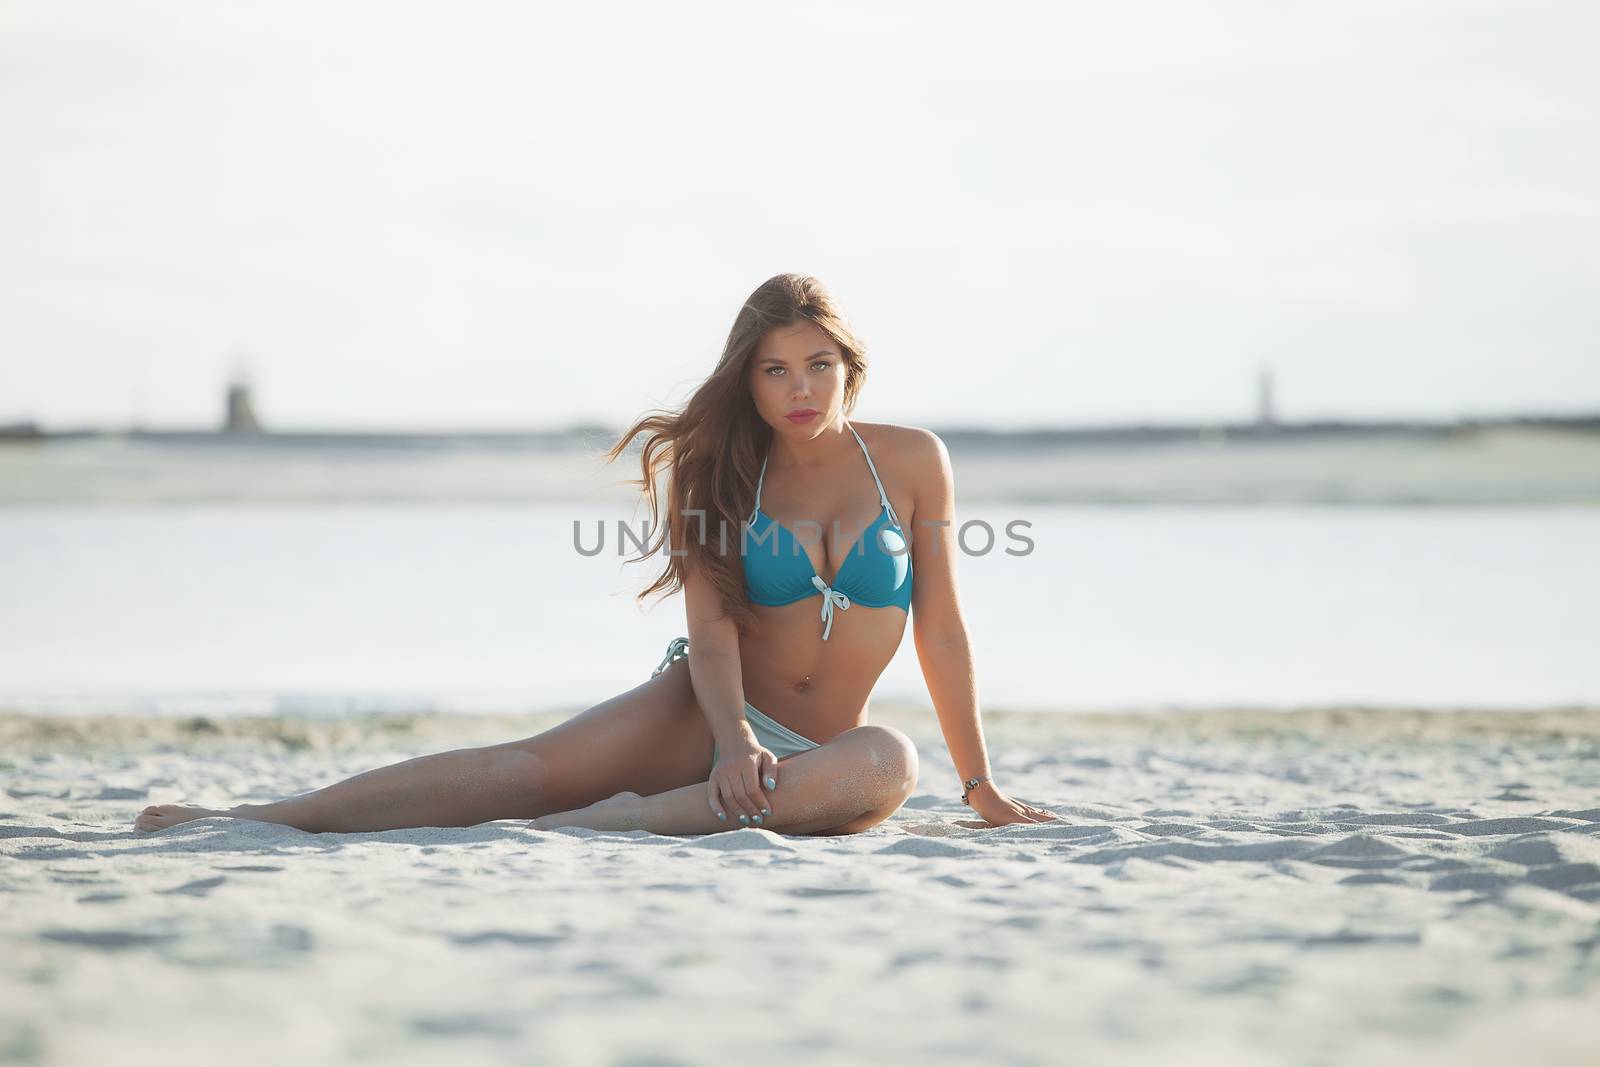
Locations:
3;504;1596;714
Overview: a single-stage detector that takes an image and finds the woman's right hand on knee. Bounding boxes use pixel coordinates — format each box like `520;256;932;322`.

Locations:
709;739;777;826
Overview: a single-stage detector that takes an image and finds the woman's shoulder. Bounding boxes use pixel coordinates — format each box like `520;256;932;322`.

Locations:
849;420;948;480
851;419;945;456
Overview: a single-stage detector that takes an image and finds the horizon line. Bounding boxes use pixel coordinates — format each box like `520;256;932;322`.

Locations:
4;410;1599;440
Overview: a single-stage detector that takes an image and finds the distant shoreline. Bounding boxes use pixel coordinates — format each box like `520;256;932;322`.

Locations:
3;412;1598;450
5;421;1598;504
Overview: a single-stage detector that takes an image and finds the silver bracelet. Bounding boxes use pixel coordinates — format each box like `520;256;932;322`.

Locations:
960;775;992;805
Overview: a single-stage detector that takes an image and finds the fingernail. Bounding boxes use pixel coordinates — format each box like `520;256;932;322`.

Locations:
761;808;770;816
751;815;762;824
717;811;726;821
738;814;749;824
766;777;776;789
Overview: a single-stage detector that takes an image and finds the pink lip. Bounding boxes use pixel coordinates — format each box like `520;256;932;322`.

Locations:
786;409;819;422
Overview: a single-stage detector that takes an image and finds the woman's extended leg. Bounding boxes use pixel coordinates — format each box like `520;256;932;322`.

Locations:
135;745;550;834
534;724;919;837
133;660;717;834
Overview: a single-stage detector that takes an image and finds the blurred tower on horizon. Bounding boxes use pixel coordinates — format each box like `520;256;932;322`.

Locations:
1256;364;1277;428
224;379;261;433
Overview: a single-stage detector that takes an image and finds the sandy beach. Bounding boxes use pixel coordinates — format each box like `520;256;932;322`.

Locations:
3;705;1598;1066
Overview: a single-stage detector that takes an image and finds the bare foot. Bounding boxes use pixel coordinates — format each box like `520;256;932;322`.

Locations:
532;791;641;831
133;804;229;833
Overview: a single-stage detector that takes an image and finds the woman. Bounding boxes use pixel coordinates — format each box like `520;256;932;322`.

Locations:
134;273;1059;836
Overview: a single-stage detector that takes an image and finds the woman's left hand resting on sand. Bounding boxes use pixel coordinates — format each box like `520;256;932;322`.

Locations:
966;781;1061;827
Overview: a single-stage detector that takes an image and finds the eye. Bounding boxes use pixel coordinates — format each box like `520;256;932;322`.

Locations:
765;366;784;375
811;360;832;371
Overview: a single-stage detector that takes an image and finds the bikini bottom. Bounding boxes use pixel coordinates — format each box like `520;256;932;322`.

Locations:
652;635;823;765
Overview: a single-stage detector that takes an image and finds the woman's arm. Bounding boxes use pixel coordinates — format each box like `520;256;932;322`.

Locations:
682;560;756;754
681;558;776;825
904;428;1058;826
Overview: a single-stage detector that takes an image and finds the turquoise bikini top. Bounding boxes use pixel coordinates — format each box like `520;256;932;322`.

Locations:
742;423;913;640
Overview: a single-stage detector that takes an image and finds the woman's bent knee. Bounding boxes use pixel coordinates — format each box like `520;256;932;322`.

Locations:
843;725;919;803
765;727;918;838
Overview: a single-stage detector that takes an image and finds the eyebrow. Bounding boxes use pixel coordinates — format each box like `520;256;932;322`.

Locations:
758;349;839;365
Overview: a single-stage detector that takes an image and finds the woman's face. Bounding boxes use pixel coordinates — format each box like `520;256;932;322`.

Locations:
747;319;847;438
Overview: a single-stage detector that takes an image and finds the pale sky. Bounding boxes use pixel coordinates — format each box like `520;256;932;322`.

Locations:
3;1;1597;431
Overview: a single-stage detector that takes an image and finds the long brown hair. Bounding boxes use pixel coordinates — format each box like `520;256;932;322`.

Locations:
605;273;869;635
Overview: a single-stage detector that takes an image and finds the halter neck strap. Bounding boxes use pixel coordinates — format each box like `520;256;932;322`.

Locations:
746;421;897;527
847;423;897;524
